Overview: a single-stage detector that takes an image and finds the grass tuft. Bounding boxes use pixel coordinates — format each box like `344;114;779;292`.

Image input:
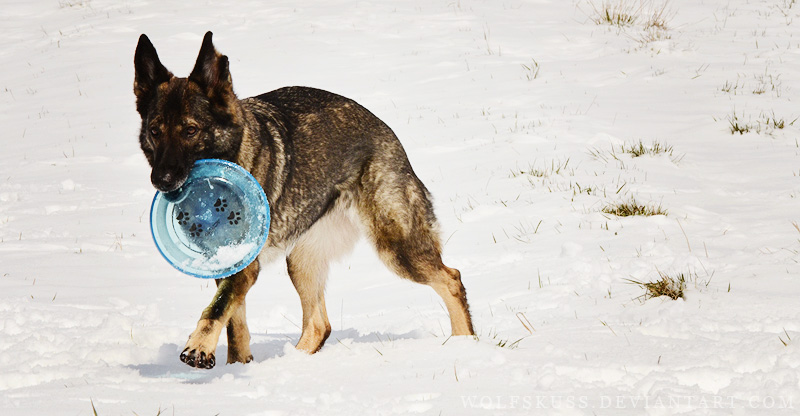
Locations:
719;79;741;94
728;114;752;134
725;110;796;135
510;158;573;178
626;271;687;300
591;1;641;27
590;1;673;32
602;197;667;216
619;140;673;157
588;1;674;49
589;140;681;164
761;111;794;130
642;1;672;31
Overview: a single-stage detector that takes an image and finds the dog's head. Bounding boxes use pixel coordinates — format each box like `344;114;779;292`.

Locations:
134;32;243;192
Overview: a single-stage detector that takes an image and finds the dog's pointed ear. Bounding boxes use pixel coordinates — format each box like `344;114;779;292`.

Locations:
189;31;233;96
134;34;172;116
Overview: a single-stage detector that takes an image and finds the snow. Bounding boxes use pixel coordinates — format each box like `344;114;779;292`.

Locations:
1;0;799;414
186;242;256;271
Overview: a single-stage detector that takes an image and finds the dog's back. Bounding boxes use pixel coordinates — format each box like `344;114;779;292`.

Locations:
239;86;419;245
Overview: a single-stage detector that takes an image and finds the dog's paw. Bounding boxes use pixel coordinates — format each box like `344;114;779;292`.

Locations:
227;351;253;365
181;319;223;369
180;347;216;369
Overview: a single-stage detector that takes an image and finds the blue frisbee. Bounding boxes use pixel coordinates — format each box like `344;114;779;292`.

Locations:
150;159;270;279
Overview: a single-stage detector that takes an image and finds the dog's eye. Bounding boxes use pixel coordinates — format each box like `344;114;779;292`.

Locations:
186;126;198;137
150;127;160;137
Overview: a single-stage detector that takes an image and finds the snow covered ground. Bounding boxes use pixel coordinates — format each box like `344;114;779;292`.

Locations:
2;0;799;414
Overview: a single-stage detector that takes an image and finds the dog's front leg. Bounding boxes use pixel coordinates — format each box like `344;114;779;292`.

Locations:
180;260;259;369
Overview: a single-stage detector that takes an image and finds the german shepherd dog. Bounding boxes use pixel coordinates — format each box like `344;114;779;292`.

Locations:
134;32;474;369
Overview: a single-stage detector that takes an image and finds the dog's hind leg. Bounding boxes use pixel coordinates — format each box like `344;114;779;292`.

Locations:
287;204;359;353
426;265;474;336
371;233;474;336
180;260;259;369
358;162;474;336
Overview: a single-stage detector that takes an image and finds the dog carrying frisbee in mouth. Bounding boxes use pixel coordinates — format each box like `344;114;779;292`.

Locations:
134;31;474;369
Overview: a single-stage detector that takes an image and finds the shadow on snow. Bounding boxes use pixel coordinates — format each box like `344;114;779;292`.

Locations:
128;328;423;383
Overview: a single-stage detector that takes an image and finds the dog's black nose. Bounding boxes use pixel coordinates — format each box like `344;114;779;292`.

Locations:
151;170;184;192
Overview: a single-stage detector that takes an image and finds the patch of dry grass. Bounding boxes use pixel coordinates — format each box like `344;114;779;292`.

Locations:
627;271;687;300
602;197;667;217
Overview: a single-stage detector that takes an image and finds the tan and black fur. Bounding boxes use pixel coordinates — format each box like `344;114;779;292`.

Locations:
134;32;474;369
